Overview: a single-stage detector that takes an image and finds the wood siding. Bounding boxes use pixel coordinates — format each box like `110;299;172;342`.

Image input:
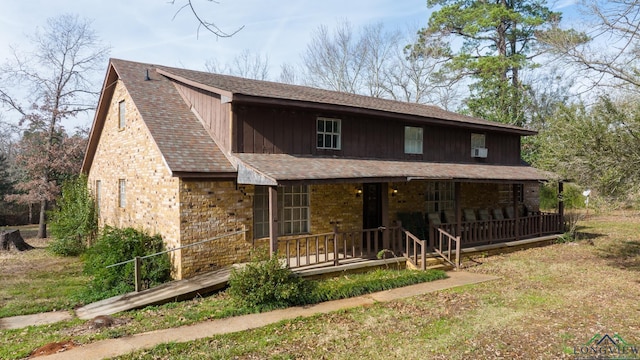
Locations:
235;104;522;165
174;82;232;152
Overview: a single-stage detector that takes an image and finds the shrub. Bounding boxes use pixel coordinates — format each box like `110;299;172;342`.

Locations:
540;182;586;210
80;227;172;302
228;252;312;310
48;175;97;256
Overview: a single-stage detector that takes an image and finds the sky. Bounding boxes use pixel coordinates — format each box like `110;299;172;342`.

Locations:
0;0;580;129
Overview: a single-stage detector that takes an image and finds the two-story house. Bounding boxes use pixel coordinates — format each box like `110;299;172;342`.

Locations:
82;59;563;279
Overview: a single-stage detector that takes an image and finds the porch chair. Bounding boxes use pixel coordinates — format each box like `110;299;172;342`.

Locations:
478;209;491;221
443;209;456;224
504;206;515;219
492;208;505;220
427;212;442;226
463;209;477;222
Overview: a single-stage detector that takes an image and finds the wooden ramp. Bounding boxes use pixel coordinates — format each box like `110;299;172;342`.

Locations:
75;258;404;320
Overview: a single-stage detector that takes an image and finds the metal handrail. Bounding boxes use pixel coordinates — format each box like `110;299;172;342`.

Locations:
105;229;247;292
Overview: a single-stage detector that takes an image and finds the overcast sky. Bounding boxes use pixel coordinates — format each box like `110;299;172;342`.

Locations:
0;0;580;129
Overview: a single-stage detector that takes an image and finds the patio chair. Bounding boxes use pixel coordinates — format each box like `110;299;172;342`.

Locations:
478;209;491;221
504;206;515;219
443;209;456;224
463;209;477;222
427;212;442;226
492;208;505;220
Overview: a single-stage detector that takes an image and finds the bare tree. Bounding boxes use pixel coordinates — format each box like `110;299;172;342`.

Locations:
278;63;299;85
205;49;270;80
170;0;244;38
301;21;454;107
540;0;639;91
0;14;109;238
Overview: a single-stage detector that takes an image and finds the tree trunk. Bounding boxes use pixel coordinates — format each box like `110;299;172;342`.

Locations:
37;199;47;238
1;230;34;251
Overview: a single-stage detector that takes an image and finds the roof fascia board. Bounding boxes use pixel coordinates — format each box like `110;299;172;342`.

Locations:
81;63;119;173
232;94;537;136
155;68;234;100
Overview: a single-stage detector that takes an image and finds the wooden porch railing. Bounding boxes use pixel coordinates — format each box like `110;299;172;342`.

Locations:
428;212;563;250
434;228;461;269
399;228;427;270
279;232;336;268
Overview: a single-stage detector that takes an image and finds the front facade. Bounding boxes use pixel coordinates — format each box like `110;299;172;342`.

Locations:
83;59;562;279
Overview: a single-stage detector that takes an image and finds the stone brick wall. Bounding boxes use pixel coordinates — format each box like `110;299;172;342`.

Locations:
87;80;181;276
178;180;254;278
389;181;427;223
310;184;362;233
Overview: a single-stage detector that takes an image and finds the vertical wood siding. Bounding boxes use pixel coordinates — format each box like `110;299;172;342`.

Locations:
236;104;523;165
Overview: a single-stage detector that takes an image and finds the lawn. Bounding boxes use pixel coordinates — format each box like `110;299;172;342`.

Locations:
114;211;640;359
0;225;90;317
2;212;639;359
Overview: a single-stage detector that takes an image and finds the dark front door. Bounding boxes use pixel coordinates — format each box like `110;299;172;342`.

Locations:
363;183;382;229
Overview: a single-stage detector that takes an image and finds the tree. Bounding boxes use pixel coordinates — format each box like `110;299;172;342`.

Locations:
534;96;640;202
415;0;568;125
539;0;639;91
301;21;452;106
0;14;109;238
205;49;270;80
170;0;244;38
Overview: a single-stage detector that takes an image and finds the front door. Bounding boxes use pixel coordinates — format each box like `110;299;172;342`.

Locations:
362;183;382;230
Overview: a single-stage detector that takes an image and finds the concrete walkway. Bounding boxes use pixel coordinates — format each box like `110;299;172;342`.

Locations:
0;311;73;330
39;271;499;360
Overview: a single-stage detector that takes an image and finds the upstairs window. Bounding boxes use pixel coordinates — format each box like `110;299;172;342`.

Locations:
118;100;126;129
317;117;341;150
471;133;486;149
404;126;423;154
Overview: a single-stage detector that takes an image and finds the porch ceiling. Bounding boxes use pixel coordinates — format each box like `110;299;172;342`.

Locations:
233;153;557;185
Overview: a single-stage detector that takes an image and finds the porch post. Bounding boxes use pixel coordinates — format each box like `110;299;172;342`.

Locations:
268;186;279;258
513;183;520;241
558;181;565;229
381;183;390;250
455;182;461;238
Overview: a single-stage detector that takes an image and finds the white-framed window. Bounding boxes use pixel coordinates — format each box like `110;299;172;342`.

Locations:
118;179;126;208
95;180;101;216
317;117;341;150
118;100;126;129
404;126;423;154
253;185;310;238
471;133;486;149
425;181;455;214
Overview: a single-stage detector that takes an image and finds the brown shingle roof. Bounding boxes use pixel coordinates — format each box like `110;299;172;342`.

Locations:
93;59;235;175
155;65;535;135
235;153;554;185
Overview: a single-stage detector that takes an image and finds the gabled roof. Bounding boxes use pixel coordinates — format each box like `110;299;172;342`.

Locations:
155;65;536;136
83;58;548;183
82;59;236;176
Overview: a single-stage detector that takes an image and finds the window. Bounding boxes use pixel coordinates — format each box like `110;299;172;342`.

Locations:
118;100;126;129
317;117;341;150
95;180;101;216
404;126;423;154
253;185;310;238
118;179;126;208
425;182;455;214
471;133;485;149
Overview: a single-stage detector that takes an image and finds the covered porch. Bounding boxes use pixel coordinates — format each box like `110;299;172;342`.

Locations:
234;154;564;270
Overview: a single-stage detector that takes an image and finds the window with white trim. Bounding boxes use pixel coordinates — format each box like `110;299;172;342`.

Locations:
253;185;310;238
317;117;341;150
471;133;485;149
118;100;126;129
118;179;126;208
425;181;455;214
404;126;423;154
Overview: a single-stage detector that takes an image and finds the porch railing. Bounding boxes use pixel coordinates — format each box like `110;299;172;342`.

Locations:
399;228;427;270
428;212;563;250
434;228;460;269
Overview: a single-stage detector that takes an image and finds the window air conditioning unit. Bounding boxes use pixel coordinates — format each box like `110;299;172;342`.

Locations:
472;147;488;158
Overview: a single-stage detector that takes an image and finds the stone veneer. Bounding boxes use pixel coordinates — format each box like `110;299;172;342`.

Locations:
88;81;182;276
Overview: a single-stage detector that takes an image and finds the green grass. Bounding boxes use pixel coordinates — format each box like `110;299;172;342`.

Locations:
0;268;447;360
111;212;640;359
